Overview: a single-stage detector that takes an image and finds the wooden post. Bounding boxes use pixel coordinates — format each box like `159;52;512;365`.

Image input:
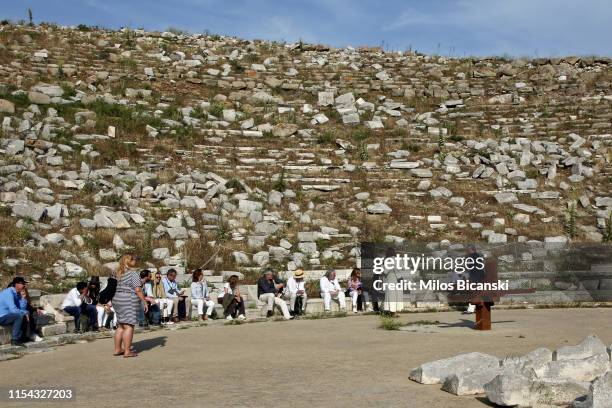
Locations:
475;302;482;329
474;259;497;330
478;302;492;330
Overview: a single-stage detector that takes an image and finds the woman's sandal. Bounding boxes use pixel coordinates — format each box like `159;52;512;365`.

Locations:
123;352;139;358
113;350;125;356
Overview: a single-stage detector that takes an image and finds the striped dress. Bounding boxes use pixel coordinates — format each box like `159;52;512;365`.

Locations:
113;270;141;325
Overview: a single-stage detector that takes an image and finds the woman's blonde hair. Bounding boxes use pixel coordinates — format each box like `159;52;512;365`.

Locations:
116;254;136;279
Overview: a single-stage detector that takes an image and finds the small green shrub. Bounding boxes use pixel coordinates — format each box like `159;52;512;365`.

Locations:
208;102;224;118
379;315;402;330
317;130;335;145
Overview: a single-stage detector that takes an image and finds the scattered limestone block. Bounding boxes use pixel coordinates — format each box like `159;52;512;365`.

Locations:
485;374;589;407
494;192;518;204
409;352;499;385
573;371;612;408
554;335;608;361
366;202;392;215
442;366;501;395
501;347;552;373
535;353;609;382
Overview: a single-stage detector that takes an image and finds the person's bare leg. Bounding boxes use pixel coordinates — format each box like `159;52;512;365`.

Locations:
123;325;137;357
113;324;124;355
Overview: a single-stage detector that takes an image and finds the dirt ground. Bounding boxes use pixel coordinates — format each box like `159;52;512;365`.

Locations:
1;308;611;408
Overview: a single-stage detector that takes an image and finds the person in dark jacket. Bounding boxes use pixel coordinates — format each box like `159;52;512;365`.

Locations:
464;244;485;314
257;270;292;320
466;244;485;283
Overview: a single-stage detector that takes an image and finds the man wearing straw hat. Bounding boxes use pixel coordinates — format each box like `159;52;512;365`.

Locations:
284;269;307;316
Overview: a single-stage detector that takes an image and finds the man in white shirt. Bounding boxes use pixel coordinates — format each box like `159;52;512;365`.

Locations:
284;269;307;316
61;281;97;333
162;269;190;322
320;270;346;312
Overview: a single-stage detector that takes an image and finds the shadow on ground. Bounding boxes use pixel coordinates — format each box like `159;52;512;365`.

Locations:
133;336;167;353
435;319;516;329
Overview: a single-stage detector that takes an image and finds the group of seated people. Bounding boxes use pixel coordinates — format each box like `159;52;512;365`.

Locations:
0;267;371;344
257;267;371;318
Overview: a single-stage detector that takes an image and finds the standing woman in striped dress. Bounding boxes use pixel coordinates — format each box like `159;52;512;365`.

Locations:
112;254;148;358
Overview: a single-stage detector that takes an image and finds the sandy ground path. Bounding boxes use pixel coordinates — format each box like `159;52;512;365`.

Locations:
1;308;611;408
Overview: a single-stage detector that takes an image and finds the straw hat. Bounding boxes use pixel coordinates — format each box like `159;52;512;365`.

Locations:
293;269;305;279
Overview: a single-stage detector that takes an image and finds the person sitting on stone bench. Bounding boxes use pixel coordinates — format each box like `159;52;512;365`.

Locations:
138;269;155;327
162;269;190;322
151;271;173;325
347;268;370;313
142;269;165;326
284;269;307;316
320;270;346;313
257;269;293;320
21;285;45;342
219;274;246;321
61;281;98;333
89;276;116;330
191;268;215;321
0;277;30;346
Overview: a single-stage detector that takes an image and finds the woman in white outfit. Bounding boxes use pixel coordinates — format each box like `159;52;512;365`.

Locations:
151;271;173;325
320;270;346;312
383;248;403;314
190;269;215;321
96;300;117;329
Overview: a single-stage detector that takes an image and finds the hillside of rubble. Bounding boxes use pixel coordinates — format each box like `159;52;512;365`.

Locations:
0;22;611;291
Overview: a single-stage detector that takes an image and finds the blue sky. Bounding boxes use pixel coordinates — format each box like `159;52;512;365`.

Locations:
4;0;611;57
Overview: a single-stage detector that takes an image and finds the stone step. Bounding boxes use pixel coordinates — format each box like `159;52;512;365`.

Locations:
40;323;67;337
